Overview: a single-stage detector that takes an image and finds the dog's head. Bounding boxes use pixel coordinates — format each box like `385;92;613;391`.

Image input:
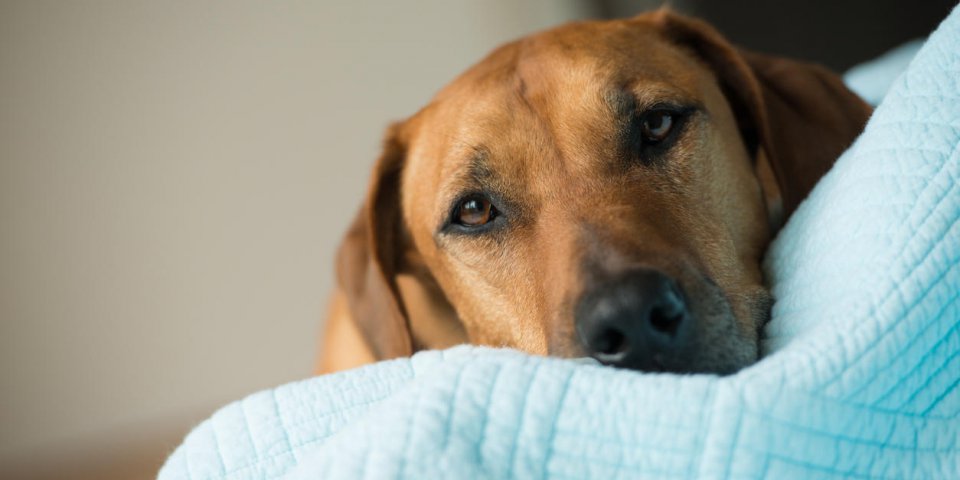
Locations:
335;11;870;374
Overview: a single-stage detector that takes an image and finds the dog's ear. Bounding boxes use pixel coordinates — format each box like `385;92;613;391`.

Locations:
335;123;466;362
650;11;872;225
335;123;414;360
735;50;873;223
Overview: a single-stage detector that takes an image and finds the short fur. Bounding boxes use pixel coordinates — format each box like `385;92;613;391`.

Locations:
317;11;871;374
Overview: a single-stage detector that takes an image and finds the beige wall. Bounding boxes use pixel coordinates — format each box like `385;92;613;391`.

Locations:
0;0;590;475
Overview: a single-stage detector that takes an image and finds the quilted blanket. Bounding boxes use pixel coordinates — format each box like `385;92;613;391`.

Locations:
160;7;960;479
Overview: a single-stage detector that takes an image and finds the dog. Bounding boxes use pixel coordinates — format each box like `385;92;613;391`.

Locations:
317;10;871;375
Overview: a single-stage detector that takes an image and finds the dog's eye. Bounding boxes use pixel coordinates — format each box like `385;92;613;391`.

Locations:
640;110;674;144
455;196;497;227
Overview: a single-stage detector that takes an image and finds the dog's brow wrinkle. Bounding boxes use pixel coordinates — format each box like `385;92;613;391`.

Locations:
604;88;637;118
515;75;528;104
513;39;536;111
467;149;495;182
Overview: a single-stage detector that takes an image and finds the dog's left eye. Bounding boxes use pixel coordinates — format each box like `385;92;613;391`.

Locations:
454;195;497;228
639;110;675;144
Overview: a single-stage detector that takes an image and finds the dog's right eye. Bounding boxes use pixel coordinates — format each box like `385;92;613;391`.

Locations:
454;195;497;227
623;104;696;164
639;110;675;144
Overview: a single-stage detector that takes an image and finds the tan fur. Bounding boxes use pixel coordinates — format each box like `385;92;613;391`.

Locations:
318;11;870;374
316;291;375;374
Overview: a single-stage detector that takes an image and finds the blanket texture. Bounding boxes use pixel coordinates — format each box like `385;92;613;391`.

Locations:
160;7;960;479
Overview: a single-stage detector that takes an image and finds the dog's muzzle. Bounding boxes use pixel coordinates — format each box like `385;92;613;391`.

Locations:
574;268;695;372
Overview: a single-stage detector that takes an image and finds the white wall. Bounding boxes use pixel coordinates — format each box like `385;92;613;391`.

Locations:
0;0;589;471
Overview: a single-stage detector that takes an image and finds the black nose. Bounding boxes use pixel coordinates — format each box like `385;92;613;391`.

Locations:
575;269;692;371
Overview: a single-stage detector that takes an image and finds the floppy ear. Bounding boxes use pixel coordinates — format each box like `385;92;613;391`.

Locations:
333;123;466;364
334;123;414;360
650;11;872;224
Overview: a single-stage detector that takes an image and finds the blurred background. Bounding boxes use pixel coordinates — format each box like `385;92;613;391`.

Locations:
1;1;953;478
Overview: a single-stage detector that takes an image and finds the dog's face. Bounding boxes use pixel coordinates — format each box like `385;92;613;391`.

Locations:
401;20;770;373
333;12;871;374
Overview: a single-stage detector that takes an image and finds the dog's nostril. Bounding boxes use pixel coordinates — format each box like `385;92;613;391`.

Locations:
649;306;683;336
648;285;685;336
594;329;628;356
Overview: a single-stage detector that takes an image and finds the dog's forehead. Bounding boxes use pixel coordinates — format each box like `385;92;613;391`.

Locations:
413;19;708;151
434;19;697;101
401;18;715;229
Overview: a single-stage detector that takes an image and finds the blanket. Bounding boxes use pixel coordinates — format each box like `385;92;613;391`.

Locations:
160;7;960;479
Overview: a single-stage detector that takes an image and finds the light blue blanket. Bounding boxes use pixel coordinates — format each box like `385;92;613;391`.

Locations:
160;8;960;479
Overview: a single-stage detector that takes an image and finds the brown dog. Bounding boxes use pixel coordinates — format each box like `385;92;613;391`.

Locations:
318;11;871;375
